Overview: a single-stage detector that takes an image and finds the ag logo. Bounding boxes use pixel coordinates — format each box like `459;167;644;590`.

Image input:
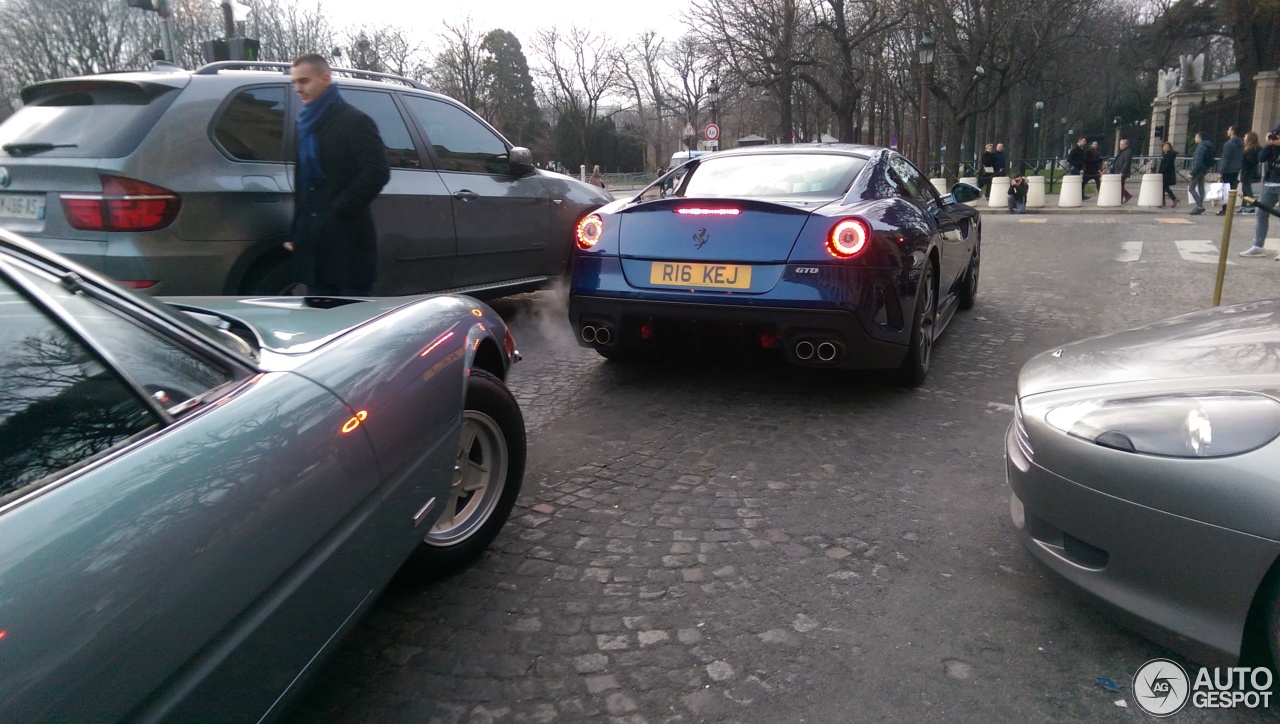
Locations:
693;227;709;249
1134;658;1189;717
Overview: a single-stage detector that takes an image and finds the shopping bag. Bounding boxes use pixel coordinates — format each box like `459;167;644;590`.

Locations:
1204;182;1230;204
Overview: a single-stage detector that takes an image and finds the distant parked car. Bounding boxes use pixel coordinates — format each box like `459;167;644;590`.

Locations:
569;144;982;386
1009;300;1280;666
0;228;525;720
0;60;609;297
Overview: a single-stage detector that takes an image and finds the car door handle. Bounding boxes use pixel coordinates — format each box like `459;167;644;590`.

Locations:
453;190;479;202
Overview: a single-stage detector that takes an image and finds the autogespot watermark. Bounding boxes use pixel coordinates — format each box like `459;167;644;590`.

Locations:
1132;658;1273;717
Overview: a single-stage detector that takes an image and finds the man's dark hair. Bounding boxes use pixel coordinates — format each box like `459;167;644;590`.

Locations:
292;53;330;72
1077;137;1086;143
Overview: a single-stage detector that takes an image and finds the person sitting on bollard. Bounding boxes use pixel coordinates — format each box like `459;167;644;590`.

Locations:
1111;138;1135;203
1188;131;1215;215
1239;125;1280;258
1217;125;1243;216
1007;175;1028;214
1159;141;1179;208
1083;141;1103;198
1241;131;1261;214
979;143;996;196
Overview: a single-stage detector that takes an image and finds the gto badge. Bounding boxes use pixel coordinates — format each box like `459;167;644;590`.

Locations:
693;227;709;249
0;167;10;188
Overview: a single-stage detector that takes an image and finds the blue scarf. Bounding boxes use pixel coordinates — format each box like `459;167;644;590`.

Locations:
297;83;342;190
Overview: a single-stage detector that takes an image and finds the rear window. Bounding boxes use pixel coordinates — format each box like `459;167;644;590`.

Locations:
0;82;180;159
680;154;867;200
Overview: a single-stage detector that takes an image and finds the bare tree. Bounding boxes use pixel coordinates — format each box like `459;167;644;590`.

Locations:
430;17;487;111
244;0;336;63
532;26;619;167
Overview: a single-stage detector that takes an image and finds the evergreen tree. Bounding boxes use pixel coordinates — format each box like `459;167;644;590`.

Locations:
481;30;542;148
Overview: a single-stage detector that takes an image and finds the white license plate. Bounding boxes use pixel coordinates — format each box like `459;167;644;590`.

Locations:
0;193;46;220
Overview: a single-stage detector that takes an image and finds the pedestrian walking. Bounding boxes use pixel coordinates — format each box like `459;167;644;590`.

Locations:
1242;131;1262;213
979;143;996;196
1238;125;1280;258
1112;138;1135;203
1158;141;1179;207
1007;174;1028;214
1216;125;1243;216
1082;141;1103;198
1188;131;1214;215
284;53;390;296
1067;137;1087;176
589;165;606;189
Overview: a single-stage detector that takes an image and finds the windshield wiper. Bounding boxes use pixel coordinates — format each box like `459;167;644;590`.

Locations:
3;142;78;156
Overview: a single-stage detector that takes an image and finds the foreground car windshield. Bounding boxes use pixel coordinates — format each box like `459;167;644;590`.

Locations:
679;154;867;200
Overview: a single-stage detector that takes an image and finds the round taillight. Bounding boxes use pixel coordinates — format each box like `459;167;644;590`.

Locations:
827;219;870;258
576;214;604;249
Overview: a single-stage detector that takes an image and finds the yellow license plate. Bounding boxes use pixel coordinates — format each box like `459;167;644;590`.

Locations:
649;262;752;289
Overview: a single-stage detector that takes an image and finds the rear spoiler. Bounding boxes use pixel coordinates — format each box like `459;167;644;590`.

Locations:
21;77;186;105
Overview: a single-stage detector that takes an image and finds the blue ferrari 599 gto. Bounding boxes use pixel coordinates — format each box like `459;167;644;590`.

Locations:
568;145;982;385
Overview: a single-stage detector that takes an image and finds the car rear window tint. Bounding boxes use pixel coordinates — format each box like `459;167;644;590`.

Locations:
0;82;179;159
680;154;868;200
213;86;287;162
343;89;421;169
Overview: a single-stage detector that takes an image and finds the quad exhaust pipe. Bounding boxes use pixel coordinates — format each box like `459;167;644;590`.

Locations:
581;325;612;345
795;340;815;360
817;342;837;362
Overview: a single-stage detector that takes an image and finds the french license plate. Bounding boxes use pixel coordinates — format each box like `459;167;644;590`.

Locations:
0;193;46;220
649;261;751;289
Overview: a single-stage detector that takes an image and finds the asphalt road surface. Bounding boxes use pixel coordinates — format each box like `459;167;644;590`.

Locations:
290;211;1280;722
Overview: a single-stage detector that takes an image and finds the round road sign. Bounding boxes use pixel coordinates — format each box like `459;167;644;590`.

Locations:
705;123;720;142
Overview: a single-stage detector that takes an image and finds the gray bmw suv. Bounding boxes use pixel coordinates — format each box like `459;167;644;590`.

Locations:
0;61;610;296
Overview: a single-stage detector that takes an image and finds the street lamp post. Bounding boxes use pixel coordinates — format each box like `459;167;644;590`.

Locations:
969;65;985;173
1034;101;1044;172
916;33;936;171
1113;115;1122;156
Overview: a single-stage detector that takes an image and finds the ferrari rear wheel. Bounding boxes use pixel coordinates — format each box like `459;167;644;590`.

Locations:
418;369;526;572
897;263;936;387
958;239;980;311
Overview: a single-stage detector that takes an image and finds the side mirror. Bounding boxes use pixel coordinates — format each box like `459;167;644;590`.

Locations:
509;146;534;175
950;182;982;204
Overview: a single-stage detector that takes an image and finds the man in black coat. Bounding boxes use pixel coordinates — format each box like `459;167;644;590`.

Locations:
1112;138;1135;203
284;53;390;296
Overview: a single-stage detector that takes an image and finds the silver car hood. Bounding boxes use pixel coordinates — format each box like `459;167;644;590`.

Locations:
1019;300;1280;397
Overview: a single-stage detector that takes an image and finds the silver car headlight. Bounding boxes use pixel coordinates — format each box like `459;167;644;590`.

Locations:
1044;392;1280;458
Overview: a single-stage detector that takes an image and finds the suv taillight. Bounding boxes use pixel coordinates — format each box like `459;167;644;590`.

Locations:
62;175;181;232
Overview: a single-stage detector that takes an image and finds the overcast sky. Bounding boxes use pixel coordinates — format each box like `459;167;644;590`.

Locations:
315;0;698;51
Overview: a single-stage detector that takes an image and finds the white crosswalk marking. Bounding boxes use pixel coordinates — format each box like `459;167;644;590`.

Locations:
1174;239;1234;265
1117;241;1143;262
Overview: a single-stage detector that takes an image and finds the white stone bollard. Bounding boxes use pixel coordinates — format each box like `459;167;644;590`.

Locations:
1137;173;1164;207
1097;174;1123;207
988;177;1011;208
959;176;978;188
1058;175;1083;207
581;164;587;182
930;178;948;196
1026;176;1046;208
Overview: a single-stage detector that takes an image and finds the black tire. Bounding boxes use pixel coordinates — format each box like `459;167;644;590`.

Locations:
958;236;980;311
897;263;937;388
416;369;526;573
243;256;304;296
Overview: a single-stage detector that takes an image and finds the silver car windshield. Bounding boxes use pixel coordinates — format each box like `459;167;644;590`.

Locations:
679;154;868;200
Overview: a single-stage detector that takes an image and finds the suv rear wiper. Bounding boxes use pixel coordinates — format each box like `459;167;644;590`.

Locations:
3;142;78;156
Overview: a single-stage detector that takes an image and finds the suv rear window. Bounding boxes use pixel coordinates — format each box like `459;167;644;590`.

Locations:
212;86;287;162
0;81;179;159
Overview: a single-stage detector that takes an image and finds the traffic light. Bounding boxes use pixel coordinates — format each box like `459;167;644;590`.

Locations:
202;39;229;63
229;37;260;61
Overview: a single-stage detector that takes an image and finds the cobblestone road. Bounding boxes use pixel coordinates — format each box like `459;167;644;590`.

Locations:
290;213;1279;722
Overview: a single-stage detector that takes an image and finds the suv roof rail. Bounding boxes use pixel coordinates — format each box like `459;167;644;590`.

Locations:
193;61;434;92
